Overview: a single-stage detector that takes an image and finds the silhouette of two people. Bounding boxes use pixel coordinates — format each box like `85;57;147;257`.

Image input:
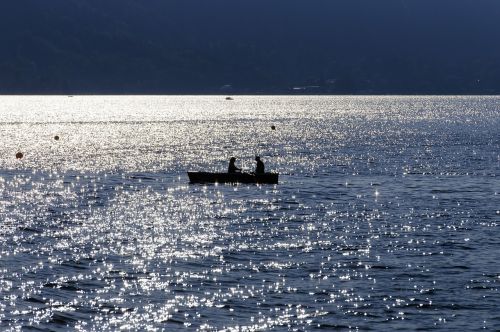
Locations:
228;156;265;174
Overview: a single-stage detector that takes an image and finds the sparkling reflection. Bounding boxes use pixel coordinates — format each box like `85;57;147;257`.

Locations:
0;96;499;331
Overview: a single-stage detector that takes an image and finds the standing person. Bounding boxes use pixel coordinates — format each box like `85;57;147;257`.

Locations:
255;156;265;174
228;157;241;173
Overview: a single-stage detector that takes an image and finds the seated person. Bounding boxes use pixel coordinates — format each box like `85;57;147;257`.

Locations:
255;156;265;174
228;157;241;173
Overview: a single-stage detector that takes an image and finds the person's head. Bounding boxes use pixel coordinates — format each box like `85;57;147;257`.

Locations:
255;156;260;161
230;157;236;162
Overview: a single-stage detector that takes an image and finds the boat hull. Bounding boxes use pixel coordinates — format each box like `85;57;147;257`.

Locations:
188;172;278;184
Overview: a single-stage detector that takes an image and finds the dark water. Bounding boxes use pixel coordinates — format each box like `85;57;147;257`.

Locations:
0;96;499;331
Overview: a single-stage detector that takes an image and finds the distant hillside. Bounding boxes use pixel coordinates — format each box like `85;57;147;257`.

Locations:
1;0;500;94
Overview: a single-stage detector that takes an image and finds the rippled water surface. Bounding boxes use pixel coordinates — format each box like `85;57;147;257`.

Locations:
1;96;499;331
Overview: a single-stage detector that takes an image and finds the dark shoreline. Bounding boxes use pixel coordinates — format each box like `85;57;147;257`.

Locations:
2;93;500;96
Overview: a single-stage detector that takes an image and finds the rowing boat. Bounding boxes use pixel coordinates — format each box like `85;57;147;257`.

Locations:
188;172;278;184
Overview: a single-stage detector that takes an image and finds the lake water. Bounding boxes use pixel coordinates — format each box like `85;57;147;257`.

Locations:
0;96;499;331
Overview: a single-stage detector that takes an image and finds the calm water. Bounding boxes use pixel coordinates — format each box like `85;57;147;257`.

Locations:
0;96;499;331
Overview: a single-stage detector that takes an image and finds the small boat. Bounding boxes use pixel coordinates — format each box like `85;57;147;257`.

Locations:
225;97;234;100
188;172;278;184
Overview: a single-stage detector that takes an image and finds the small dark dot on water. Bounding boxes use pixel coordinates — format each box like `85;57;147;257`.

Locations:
271;125;276;130
16;152;23;159
54;135;60;140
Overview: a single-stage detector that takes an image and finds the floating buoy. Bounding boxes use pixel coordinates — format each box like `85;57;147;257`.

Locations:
54;135;60;140
16;152;23;159
271;125;276;130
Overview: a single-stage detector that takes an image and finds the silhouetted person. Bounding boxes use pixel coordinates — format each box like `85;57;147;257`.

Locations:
255;156;265;174
228;157;241;173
